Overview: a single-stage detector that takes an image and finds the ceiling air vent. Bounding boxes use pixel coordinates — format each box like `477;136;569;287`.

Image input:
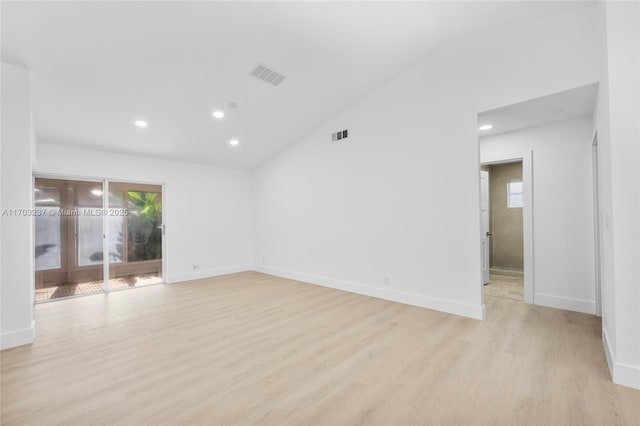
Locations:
249;63;286;87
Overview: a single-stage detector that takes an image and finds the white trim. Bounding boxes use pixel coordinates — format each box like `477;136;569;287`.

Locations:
254;265;485;320
479;170;490;285
534;293;596;314
611;361;640;390
592;134;603;317
102;179;110;293
167;264;252;284
29;175;35;320
524;151;534;305
603;327;614;378
161;183;168;284
33;172;102;182
1;321;35;350
603;328;640;390
33;172;165;188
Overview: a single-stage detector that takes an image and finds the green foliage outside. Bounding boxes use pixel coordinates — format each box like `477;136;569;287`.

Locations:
127;191;162;261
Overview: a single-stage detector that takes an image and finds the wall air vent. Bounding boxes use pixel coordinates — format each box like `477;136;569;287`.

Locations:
331;129;349;142
249;63;286;87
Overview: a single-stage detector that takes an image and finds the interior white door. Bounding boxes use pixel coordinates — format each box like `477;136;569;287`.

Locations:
480;170;490;285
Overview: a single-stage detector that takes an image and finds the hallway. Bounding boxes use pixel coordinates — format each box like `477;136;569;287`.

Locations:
484;269;524;302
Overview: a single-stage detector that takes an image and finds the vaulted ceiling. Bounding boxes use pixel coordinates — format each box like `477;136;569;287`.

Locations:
1;1;592;169
479;83;598;137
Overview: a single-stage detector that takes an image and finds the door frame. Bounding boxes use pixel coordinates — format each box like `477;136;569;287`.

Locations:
480;170;490;285
33;176;105;291
592;133;603;317
33;173;167;301
105;177;167;294
479;151;534;304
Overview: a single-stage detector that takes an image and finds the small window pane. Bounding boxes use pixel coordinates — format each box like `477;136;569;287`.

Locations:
509;194;523;208
35;208;61;270
109;190;125;208
35;187;61;206
509;181;523;193
507;180;524;208
76;186;103;207
108;215;125;263
127;191;162;262
77;209;103;266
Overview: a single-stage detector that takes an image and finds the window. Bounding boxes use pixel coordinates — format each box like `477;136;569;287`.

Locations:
76;184;104;266
34;186;62;271
35;209;62;270
507;180;523;208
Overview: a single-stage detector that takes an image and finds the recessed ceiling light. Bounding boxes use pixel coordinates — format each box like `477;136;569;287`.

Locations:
135;120;148;128
478;124;493;131
91;189;103;196
229;139;239;146
212;110;225;119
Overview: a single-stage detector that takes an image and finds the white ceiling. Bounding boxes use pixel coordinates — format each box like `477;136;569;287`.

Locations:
478;83;598;137
2;1;593;169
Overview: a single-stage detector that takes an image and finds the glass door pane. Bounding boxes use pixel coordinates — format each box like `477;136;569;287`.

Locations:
34;178;105;302
108;182;163;290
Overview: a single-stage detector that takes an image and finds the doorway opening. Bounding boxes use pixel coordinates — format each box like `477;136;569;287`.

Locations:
481;161;525;302
34;177;164;302
477;83;600;315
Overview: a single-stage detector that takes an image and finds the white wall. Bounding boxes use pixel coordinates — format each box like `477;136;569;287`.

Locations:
1;63;35;349
595;1;640;390
480;116;596;314
252;6;600;319
35;144;253;284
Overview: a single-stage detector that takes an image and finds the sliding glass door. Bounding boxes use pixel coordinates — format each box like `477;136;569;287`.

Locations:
34;177;164;302
34;178;105;301
108;182;163;290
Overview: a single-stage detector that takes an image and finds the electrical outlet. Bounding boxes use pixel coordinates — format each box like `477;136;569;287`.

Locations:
384;276;390;286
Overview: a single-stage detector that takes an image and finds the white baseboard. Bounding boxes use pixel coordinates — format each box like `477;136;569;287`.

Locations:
603;328;640;390
253;265;484;320
534;293;596;314
167;264;252;284
603;327;614;377
1;321;35;350
611;360;640;390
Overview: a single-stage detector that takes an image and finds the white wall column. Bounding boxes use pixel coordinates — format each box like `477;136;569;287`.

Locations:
1;62;35;349
595;1;640;390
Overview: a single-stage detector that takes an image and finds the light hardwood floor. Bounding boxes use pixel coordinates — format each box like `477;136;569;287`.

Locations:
484;273;524;302
1;272;638;425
